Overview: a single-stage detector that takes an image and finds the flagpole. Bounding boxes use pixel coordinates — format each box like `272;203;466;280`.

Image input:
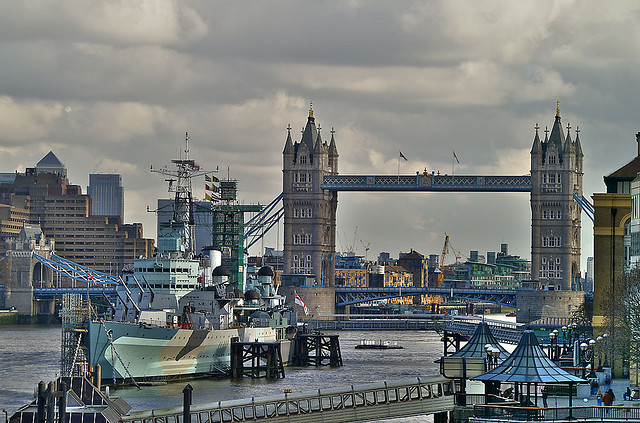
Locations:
452;152;455;176
397;154;400;183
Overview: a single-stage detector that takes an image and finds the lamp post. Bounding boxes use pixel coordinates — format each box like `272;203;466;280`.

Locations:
596;336;604;371
602;333;610;368
561;325;568;356
549;331;557;361
588;339;596;378
580;342;588;379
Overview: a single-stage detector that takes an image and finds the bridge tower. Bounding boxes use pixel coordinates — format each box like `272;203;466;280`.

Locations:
282;103;338;288
2;224;55;314
530;103;583;291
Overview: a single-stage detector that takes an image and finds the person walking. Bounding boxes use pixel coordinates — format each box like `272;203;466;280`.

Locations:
596;389;602;406
603;390;613;407
541;386;548;408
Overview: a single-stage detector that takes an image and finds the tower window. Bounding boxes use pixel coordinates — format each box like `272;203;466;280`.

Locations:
300;155;307;165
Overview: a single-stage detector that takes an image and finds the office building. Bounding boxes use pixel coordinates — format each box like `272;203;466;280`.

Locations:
88;174;124;221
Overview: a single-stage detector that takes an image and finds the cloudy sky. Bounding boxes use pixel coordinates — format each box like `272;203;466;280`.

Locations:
2;1;639;269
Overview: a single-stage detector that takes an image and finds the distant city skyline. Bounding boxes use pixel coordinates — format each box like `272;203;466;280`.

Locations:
2;2;640;270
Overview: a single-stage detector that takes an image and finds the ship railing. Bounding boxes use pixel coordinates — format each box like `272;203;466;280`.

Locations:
120;375;454;423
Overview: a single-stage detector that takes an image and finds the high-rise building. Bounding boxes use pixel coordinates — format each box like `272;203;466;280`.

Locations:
530;104;583;291
88;174;124;221
0;152;154;275
282;104;338;287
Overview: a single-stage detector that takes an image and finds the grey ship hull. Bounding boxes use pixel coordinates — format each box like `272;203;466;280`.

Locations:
86;320;293;383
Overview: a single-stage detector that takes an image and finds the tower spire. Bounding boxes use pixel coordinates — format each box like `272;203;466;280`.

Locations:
556;99;560;117
309;102;314;118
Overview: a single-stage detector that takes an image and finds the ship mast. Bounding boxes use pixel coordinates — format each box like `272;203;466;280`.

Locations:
151;132;210;256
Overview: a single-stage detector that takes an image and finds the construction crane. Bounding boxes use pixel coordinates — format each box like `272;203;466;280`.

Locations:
437;234;450;288
359;238;370;260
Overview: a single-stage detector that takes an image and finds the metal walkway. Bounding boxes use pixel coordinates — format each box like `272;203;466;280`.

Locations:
440;316;524;344
322;174;531;192
336;286;518;307
120;375;454;423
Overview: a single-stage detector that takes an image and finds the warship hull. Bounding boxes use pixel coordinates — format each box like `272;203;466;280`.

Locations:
86;320;293;383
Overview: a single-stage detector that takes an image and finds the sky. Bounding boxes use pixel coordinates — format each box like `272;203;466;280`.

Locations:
2;1;640;270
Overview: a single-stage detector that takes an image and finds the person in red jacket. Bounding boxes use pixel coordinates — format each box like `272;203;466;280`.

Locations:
602;390;613;406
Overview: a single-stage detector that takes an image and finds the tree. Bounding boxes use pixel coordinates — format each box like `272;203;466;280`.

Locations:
601;267;640;377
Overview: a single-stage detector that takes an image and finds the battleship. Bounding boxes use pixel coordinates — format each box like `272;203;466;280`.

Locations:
68;137;297;385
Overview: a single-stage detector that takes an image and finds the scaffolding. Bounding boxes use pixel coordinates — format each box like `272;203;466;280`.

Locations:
60;294;90;377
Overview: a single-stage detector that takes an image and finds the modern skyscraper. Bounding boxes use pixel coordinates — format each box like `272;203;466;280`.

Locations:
88;174;124;221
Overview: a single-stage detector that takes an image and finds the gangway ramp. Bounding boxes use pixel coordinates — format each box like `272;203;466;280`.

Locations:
440;316;524;344
120;375;454;423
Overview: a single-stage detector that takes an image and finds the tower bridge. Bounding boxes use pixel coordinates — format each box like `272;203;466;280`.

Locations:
281;103;584;322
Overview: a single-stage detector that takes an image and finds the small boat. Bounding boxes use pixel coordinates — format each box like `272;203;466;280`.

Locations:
355;340;403;350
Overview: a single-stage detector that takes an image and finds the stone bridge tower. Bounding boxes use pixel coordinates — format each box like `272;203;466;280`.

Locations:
282;104;338;288
530;103;583;291
2;224;55;314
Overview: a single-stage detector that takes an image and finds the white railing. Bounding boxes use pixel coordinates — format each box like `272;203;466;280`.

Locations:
121;376;454;423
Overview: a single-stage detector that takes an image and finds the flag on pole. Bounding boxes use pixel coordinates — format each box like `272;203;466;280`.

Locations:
294;291;309;315
399;151;408;161
453;151;460;164
205;174;211;182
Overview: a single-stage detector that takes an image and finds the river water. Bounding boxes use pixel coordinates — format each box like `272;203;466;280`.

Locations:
1;325;445;421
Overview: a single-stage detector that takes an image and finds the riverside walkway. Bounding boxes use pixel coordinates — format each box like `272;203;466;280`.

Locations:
119;375;454;423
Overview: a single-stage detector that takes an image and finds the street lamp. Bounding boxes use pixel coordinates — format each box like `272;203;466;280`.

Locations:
549;331;557;361
580;342;588;378
561;325;568;356
602;333;610;367
588;339;597;378
596;336;604;371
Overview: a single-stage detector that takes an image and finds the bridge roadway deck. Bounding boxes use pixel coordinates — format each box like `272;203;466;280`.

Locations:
35;286;518;309
120;375;454;423
336;286;518;308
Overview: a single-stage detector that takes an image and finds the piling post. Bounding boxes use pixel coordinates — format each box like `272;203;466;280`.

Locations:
183;384;193;423
58;381;67;423
230;341;241;378
93;364;101;391
45;382;55;423
329;336;343;367
36;381;46;423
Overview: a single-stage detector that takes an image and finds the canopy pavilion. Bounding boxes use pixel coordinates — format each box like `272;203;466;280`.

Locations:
473;330;586;419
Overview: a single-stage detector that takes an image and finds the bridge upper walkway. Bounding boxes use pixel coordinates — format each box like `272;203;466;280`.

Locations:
322;174;531;192
120;375;454;423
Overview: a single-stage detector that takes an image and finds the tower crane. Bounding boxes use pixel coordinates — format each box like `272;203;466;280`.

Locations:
437;234;450;288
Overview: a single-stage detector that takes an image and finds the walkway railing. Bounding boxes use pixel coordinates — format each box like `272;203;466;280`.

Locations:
472;404;640;421
120;376;454;423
